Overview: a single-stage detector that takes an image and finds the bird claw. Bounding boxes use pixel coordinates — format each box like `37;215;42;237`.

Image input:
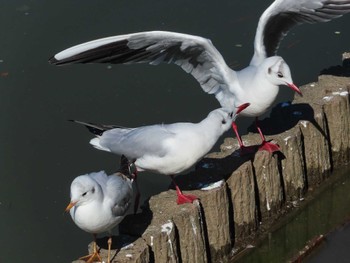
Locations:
259;140;280;153
176;192;198;205
79;251;102;263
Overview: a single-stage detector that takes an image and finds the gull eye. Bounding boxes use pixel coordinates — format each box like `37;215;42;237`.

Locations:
82;192;87;197
277;72;283;78
221;119;227;124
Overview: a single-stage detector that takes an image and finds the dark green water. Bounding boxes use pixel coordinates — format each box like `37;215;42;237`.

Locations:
0;1;350;262
235;168;350;263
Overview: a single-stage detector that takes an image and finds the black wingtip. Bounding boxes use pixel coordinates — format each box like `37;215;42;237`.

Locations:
120;155;130;174
68;119;105;136
48;56;60;65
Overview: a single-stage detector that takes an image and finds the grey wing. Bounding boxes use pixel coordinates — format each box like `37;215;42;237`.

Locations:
99;124;176;160
106;174;133;217
251;0;350;65
49;31;237;107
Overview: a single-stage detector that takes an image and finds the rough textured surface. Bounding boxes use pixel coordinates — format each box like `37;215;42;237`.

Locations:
149;192;208;263
275;127;306;201
73;54;350;263
227;161;257;240
191;181;231;261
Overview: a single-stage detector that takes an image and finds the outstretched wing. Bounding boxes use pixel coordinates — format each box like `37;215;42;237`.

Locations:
251;0;350;66
49;31;237;108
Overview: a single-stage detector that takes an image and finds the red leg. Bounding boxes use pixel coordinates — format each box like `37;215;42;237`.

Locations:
170;175;198;205
232;121;244;148
232;121;256;154
255;117;280;153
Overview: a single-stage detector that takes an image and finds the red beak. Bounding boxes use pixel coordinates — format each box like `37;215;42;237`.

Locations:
287;83;302;96
236;102;250;114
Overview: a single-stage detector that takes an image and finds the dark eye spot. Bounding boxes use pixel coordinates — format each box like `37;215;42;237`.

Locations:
221;119;226;124
82;192;87;197
268;67;272;74
92;187;95;193
277;72;283;78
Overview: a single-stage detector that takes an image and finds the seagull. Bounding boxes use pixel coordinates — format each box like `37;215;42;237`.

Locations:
65;169;133;263
49;0;350;153
69;104;249;205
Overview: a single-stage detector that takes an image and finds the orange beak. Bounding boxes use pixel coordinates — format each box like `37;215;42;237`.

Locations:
65;201;77;212
287;83;302;96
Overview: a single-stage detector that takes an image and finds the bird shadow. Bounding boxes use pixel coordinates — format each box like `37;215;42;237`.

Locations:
171;149;257;191
320;56;350;77
171;99;332;192
247;101;327;139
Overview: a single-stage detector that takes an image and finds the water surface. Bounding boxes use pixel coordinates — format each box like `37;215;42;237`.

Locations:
234;168;350;263
1;1;350;262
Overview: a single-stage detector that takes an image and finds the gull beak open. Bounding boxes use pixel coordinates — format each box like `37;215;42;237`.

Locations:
287;83;302;96
236;102;250;114
65;201;77;212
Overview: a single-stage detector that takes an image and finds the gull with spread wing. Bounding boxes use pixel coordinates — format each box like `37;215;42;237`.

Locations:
50;0;350;153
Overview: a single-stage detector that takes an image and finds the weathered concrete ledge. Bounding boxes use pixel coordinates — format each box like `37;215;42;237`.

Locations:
73;53;350;263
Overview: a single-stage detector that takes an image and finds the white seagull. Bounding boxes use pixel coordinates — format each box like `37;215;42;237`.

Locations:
70;105;249;205
65;170;133;263
49;0;350;153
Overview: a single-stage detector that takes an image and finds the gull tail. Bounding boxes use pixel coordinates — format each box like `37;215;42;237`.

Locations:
68;119;124;136
69;119;121;152
89;138;111;152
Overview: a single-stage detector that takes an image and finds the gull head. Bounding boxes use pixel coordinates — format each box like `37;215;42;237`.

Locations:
209;104;249;133
207;108;235;132
65;175;100;212
265;56;302;96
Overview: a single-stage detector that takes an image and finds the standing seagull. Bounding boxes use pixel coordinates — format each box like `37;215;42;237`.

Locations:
66;170;133;263
70;105;249;205
49;0;350;153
